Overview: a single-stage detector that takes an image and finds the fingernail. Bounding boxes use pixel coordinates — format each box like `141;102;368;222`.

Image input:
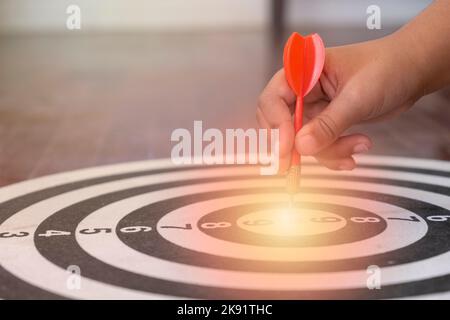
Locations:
353;143;369;154
338;162;354;170
296;134;319;155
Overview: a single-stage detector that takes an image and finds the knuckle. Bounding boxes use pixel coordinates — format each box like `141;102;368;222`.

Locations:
326;163;340;170
315;114;339;141
257;93;270;112
316;157;339;170
257;94;265;109
342;83;387;121
341;86;367;118
277;84;293;99
343;86;362;104
255;107;264;126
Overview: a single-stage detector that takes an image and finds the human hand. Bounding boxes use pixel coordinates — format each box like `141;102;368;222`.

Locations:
257;36;423;172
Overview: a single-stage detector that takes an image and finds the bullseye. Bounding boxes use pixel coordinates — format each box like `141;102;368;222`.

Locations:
236;208;346;236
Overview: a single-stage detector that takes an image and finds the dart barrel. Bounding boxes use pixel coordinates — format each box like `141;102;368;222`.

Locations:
286;165;301;194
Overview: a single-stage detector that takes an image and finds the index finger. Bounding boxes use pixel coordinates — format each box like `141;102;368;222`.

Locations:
257;70;297;165
257;69;296;127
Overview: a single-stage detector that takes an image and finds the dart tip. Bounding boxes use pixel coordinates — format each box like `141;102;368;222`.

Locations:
289;193;294;209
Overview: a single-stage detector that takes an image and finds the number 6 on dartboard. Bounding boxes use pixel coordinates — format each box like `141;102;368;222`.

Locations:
119;226;152;233
427;215;450;222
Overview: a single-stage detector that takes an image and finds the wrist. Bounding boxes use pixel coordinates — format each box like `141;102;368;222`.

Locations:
387;0;450;96
383;31;427;102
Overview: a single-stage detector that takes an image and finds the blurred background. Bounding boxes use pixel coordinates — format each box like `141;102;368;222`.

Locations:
0;0;448;186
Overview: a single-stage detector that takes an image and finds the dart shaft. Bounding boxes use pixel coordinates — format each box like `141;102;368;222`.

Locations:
291;95;303;168
292;95;303;165
286;95;303;197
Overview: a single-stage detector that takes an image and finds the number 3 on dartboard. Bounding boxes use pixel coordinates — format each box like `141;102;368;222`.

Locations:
0;231;29;238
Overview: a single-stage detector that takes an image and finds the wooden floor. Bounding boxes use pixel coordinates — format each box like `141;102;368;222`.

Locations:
0;28;449;187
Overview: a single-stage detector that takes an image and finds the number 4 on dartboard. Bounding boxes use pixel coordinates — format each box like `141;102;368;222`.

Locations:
160;223;192;230
38;230;71;237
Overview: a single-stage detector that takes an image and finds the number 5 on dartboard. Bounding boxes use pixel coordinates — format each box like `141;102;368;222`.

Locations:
79;228;112;235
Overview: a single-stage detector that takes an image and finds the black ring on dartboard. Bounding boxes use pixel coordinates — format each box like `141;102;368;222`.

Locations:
195;202;386;247
0;163;448;299
33;175;450;299
116;186;448;274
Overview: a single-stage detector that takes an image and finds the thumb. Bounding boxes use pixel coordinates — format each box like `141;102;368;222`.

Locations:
295;91;363;156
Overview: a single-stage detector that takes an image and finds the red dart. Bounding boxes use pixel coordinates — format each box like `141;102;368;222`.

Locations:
283;32;325;196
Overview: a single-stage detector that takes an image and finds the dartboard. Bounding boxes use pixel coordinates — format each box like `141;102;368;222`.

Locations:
0;156;449;299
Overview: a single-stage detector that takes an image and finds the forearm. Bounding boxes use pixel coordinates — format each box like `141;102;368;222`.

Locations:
390;0;450;96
